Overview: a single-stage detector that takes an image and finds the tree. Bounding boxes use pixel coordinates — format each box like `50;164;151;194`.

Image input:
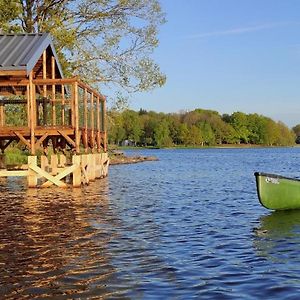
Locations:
0;0;166;92
186;125;203;146
229;112;250;143
122;110;142;144
292;124;300;136
154;119;172;147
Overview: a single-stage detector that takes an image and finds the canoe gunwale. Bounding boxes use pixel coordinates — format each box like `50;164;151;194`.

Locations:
254;172;300;182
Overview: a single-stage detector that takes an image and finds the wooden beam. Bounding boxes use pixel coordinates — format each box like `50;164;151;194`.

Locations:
28;163;67;188
74;81;80;153
51;56;56;125
0;103;4;126
62;84;65;125
103;97;107;152
29;71;35;154
35;132;48;148
0;139;13;152
41;164;78;187
91;93;94;151
58;130;76;147
33;78;77;85
14;131;31;149
0;170;28;177
43;50;47;126
0;70;27;76
77;79;102;99
26;84;30;127
0;80;29;86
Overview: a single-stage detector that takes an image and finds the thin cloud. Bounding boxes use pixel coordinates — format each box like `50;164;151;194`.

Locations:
185;22;300;39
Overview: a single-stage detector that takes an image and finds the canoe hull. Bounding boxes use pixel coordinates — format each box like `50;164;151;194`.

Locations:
254;172;300;210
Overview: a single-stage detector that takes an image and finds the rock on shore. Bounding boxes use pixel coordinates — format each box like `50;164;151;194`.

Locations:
109;153;158;165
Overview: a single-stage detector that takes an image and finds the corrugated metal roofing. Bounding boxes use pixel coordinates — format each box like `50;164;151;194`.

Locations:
0;33;63;77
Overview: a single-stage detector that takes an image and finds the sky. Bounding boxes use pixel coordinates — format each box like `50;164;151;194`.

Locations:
119;0;300;127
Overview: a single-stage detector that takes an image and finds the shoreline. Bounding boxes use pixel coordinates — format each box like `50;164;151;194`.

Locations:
109;154;158;165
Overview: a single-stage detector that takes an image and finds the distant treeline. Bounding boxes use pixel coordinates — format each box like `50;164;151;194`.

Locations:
108;108;297;147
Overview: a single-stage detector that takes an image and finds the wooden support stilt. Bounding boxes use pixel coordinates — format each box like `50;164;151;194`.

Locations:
81;154;89;184
91;154;96;181
28;156;38;187
51;154;58;175
72;155;81;187
59;154;66;167
41;155;49;171
95;153;101;178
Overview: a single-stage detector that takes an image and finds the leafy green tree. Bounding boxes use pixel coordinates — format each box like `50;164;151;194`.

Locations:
198;122;215;145
154;119;172;147
122;110;142;144
292;124;300;137
186;125;203;146
177;123;189;145
0;0;166;91
276;122;295;146
229;112;250;143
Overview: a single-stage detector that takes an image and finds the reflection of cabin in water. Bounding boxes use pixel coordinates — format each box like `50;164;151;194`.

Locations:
0;33;108;187
0;33;107;155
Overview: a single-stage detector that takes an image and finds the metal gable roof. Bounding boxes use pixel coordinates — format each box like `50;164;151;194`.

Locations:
0;33;64;77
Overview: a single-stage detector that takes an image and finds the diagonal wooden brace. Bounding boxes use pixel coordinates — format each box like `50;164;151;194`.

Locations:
14;131;31;149
28;163;67;188
41;164;79;187
35;132;48;149
58;130;76;147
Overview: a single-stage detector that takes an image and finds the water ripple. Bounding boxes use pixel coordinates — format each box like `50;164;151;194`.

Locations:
1;148;300;298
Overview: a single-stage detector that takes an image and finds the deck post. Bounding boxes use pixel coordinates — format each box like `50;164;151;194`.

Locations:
91;93;95;152
0;102;4;126
51;56;56;125
103;97;107;152
28;156;38;187
51;154;58;175
74;81;80;153
59;154;66;167
72;155;81;187
29;72;36;155
41;155;49;171
84;88;88;153
43;50;47;125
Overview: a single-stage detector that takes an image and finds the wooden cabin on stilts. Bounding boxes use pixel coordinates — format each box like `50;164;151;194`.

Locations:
0;33;109;188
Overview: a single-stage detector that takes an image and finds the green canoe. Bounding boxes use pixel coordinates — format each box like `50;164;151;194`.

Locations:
255;172;300;210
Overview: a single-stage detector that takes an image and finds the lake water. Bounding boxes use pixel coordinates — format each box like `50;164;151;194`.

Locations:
1;147;300;299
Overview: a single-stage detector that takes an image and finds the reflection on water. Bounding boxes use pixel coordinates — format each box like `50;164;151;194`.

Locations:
254;210;300;263
0;178;125;299
2;148;300;298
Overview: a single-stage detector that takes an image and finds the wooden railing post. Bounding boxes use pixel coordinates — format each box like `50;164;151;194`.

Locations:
74;81;80;153
29;72;36;155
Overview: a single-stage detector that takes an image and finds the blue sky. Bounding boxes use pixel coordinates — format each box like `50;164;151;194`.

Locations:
122;0;300;127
